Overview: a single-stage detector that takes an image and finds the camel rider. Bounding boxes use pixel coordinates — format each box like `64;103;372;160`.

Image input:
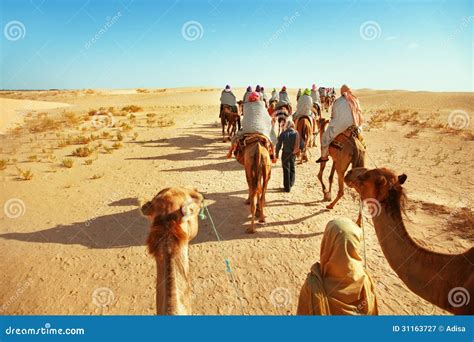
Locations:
316;84;364;163
277;86;292;114
311;84;321;115
293;88;317;134
270;88;279;104
260;86;269;108
227;92;277;162
219;85;238;118
243;86;253;103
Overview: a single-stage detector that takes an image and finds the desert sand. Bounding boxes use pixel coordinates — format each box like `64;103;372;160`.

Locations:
0;87;472;315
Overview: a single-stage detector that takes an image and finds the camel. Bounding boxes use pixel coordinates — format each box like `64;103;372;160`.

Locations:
295;117;313;163
220;101;242;142
274;106;290;136
345;167;474;315
317;119;366;210
243;137;271;234
141;187;204;315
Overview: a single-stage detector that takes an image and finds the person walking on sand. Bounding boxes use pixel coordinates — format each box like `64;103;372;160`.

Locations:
275;119;304;192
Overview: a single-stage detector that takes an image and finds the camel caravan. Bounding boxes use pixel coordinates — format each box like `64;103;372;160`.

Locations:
141;84;473;316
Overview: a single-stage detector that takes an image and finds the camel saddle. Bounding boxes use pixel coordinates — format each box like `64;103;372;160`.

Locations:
234;133;274;165
330;126;366;150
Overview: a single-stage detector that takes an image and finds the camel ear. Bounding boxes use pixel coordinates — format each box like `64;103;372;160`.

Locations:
398;174;407;185
141;201;153;216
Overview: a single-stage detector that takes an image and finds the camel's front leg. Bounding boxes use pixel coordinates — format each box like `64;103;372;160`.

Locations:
326;168;344;209
317;162;331;201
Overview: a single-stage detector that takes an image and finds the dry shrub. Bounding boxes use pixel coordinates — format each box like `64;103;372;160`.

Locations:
136;88;149;93
122;105;142;113
61;158;74;168
72;146;95;157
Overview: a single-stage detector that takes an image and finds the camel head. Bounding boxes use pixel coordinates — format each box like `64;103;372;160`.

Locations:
141;187;203;255
345;167;407;202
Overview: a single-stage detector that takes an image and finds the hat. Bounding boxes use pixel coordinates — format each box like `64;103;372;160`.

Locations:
248;92;260;102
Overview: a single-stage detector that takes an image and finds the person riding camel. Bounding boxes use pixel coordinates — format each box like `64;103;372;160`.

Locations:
243;86;253;103
277;86;292;115
270;88;279;104
227;92;277;162
260;86;268;108
316;84;364;163
311;83;321;117
219;84;238;118
293;88;317;134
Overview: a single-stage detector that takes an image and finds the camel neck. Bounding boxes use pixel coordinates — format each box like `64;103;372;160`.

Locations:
155;240;190;315
371;204;454;308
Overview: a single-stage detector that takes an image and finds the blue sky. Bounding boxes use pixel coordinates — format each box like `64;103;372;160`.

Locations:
0;0;472;91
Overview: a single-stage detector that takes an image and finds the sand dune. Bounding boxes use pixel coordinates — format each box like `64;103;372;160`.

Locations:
0;98;70;134
0;88;472;315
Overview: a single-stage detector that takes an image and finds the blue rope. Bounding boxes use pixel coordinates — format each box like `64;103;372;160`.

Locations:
200;202;245;315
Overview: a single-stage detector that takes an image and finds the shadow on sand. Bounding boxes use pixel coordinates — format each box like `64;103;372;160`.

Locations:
0;190;326;249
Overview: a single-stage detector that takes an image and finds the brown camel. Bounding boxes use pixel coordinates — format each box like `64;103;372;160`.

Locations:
317;119;366;210
345;167;474;315
220;105;240;142
141;187;204;315
296;117;313;163
243;137;271;234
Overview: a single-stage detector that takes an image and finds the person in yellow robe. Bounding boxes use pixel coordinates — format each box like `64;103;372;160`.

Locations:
297;217;378;315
